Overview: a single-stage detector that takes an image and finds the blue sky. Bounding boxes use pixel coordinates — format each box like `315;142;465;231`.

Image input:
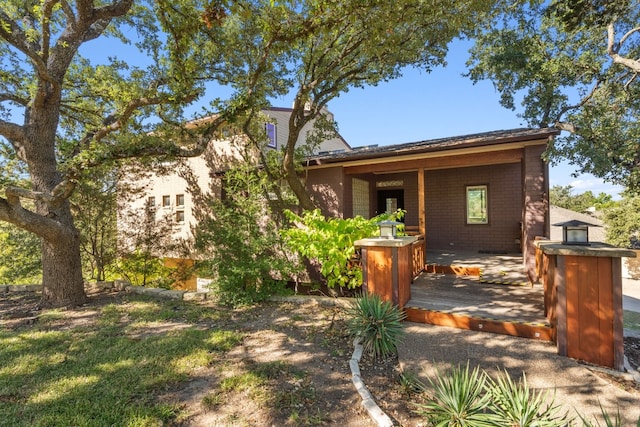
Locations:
270;39;624;199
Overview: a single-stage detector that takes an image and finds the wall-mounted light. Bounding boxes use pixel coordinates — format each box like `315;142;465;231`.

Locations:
377;220;401;239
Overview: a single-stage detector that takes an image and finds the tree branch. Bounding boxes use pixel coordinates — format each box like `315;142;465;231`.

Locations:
0;194;71;239
607;23;640;73
5;180;76;209
553;121;576;133
0;93;29;107
0;119;26;145
553;79;602;124
0;11;51;82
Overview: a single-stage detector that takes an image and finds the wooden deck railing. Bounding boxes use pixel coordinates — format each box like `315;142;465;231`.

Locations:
411;234;425;278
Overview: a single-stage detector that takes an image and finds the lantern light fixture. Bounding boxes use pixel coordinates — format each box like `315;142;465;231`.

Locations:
377;220;401;239
552;219;599;246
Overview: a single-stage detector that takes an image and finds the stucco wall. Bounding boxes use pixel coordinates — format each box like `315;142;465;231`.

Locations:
425;163;523;253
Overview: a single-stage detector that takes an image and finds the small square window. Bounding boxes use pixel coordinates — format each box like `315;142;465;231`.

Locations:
176;210;185;223
176;194;185;206
162;195;171;207
147;196;155;207
466;185;488;224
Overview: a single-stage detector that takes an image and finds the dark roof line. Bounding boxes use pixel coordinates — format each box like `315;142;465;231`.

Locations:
305;127;560;165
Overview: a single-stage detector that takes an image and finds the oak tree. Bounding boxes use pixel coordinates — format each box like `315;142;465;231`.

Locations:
0;0;290;307
466;0;640;192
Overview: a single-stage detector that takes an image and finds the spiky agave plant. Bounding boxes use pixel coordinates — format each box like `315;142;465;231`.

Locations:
579;402;628;427
346;292;406;360
414;363;499;427
486;369;571;427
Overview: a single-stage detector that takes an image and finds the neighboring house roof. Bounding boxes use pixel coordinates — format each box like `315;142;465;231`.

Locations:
549;205;606;243
305;127;560;165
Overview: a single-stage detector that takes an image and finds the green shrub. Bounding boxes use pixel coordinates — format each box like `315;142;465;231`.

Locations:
113;250;174;288
346;292;406;360
195;164;296;307
283;209;405;290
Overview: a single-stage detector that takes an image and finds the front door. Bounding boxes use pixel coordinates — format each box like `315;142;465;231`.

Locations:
377;189;404;215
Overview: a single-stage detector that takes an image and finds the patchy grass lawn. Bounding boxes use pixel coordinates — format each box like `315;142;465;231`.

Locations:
0;293;242;426
0;291;395;427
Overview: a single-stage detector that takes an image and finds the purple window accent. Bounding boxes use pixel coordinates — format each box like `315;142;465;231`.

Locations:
266;123;276;148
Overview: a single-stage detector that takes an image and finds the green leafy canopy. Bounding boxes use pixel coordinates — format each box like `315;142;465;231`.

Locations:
467;0;640;192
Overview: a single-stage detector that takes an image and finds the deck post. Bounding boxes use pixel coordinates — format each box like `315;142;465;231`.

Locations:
355;236;417;308
535;241;635;371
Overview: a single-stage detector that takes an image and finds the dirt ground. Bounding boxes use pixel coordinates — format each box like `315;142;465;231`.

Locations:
1;290;639;426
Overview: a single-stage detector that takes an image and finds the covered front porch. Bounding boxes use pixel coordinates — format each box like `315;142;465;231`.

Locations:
404;251;554;341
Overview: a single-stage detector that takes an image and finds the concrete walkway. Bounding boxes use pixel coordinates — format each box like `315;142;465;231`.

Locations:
398;323;640;425
397;275;640;424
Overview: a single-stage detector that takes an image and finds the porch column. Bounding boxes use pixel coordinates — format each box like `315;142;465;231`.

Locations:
522;145;548;281
418;168;425;236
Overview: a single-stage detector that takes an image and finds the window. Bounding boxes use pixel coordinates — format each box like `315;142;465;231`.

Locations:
147;196;155;208
466;185;488;224
265;123;276;148
162;195;171;207
176;210;185;223
352;178;370;218
176;194;185;207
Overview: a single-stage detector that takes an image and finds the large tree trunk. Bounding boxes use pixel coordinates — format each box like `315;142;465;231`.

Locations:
40;222;87;307
26;87;87;307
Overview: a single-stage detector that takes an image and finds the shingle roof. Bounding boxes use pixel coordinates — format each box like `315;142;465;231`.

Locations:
306;127;560;165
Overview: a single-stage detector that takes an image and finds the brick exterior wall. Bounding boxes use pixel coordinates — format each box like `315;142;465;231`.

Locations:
306;166;346;218
307;151;549;277
425;163;523;253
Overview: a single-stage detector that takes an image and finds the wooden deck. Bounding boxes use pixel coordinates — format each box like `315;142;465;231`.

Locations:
404;251;554;341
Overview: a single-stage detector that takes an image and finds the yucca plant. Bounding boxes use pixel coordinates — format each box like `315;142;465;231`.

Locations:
579;402;628;427
346;292;406;359
398;370;427;396
487;369;571;426
414;363;499;427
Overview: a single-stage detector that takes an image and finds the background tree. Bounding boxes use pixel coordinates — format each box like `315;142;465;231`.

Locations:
116;197;186;287
466;0;640;192
71;168;120;282
549;185;613;212
0;140;41;284
0;0;295;307
604;193;640;249
0;222;41;285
